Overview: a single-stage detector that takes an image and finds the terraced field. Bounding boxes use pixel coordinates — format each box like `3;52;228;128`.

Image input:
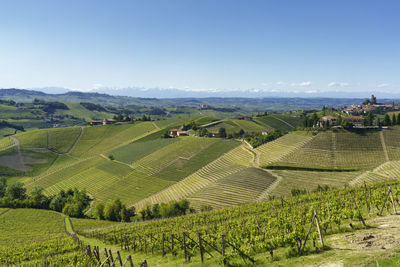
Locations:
270;169;360;196
15;126;82;153
187;167;276;209
108;138;178;164
254;114;299;131
256;132;313;166
131;137;218;175
272;131;386;170
134;145;261;210
70;122;156;157
351;160;400;186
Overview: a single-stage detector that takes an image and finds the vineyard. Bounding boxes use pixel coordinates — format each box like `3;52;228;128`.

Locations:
0;209;86;266
133;145;255;210
270;131;387;170
253;114;299;131
75;181;400;266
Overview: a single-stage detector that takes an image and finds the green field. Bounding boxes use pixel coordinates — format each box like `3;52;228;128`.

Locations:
108;138;179;164
134;145;253;210
187;167;276;209
0;136;13;150
70;122;156;157
271;131;386;170
254;114;300;131
0;209;79;265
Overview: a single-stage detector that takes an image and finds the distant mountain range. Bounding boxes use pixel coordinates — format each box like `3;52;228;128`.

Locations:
20;86;400;99
0;88;397;112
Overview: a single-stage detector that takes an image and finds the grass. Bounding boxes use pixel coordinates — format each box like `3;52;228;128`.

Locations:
0;136;13;150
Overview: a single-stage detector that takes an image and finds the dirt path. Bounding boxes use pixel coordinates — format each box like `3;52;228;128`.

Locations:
67;127;84;154
0;137;17;152
152;121;160;129
380;131;390;162
244;143;283;201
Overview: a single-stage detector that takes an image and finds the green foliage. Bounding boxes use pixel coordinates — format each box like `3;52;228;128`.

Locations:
245;130;284;148
95;199;135;222
383;114;392;126
6;182;27;200
139;199;193;220
218;127;227;138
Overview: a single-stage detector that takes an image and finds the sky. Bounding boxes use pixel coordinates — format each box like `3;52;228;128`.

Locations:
0;0;399;97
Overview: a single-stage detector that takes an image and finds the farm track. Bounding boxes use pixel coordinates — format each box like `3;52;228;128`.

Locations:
67;127;83;154
380;131;390;162
0;137;17;152
246;145;283;201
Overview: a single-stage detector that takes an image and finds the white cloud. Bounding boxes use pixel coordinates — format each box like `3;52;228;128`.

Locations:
377;83;391;88
328;82;349;87
299;81;312;87
276;81;312;87
305;90;318;94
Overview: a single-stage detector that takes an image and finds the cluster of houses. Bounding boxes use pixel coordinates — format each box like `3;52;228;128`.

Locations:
319;115;366;128
169;129;189;136
341;95;400;115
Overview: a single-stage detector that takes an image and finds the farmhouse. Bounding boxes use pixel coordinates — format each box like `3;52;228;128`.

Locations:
103;119;116;125
319;116;337;127
236;116;252;121
169;129;179;136
90;120;103;126
343;116;365;127
177;131;188;136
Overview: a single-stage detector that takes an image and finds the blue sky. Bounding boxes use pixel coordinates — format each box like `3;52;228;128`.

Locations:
0;0;399;96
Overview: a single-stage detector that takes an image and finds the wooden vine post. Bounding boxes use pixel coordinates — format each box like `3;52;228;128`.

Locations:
198;233;204;262
314;210;325;248
351;198;367;228
183;232;187;261
221;234;225;256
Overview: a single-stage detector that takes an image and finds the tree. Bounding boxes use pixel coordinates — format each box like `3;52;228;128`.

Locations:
29;186;49;209
0;178;6;197
62;203;82;217
93;203;105;220
311;113;319;127
6;182;27;200
392;114;397;125
362;99;371;105
218;127;227;138
365;112;374;126
397;113;400;125
383;114;391;126
239;129;245;137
